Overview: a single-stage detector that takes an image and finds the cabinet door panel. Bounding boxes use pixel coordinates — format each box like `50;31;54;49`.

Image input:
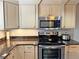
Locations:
65;46;69;59
69;52;79;59
69;45;79;59
64;5;76;28
4;2;19;29
19;5;36;28
39;5;49;16
24;45;35;59
17;46;25;59
51;5;62;16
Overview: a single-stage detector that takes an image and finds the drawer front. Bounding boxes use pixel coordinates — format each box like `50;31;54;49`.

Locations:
69;45;79;52
24;45;34;53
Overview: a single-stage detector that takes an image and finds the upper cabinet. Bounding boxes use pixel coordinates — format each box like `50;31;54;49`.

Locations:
19;0;40;29
62;4;76;28
0;0;19;30
39;0;79;29
39;4;62;16
19;4;36;28
4;1;19;29
39;0;67;16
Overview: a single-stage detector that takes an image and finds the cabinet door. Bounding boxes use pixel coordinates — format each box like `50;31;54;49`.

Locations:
35;46;38;59
19;5;36;28
13;47;20;59
24;45;35;59
39;5;62;16
16;46;25;59
39;5;50;16
4;2;19;29
69;45;79;59
51;5;62;16
65;46;69;59
64;5;76;28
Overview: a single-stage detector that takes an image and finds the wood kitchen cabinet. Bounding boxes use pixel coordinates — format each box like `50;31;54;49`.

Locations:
39;4;76;28
16;46;25;59
68;45;79;59
39;4;62;16
62;4;76;28
19;4;38;28
6;45;38;59
24;45;35;59
0;1;19;30
17;45;37;59
65;46;69;59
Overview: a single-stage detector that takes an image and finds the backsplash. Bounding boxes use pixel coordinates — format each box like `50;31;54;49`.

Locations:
9;29;38;36
9;29;74;39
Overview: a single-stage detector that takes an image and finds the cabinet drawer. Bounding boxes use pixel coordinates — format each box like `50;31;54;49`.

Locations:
24;45;34;52
69;45;79;49
69;45;79;52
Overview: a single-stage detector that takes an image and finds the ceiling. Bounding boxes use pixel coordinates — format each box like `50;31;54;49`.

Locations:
18;0;41;5
40;0;79;5
3;0;79;5
3;0;18;4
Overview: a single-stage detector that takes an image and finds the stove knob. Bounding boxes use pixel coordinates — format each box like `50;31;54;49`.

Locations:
48;39;52;41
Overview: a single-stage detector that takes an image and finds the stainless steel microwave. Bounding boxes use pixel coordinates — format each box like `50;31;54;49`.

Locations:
39;16;61;28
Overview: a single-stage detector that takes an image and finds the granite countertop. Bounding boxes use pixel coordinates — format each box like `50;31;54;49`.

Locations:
0;36;79;59
10;36;79;45
62;40;79;45
0;44;38;59
10;36;38;41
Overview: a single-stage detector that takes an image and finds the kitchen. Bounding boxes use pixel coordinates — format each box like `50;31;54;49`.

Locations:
0;0;79;59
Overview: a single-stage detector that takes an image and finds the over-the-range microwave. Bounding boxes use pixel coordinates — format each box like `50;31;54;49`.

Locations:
38;16;62;29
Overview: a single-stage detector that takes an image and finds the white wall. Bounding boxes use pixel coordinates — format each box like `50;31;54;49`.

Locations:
74;4;79;42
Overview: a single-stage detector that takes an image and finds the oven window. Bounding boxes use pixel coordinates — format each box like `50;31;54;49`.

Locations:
42;49;61;59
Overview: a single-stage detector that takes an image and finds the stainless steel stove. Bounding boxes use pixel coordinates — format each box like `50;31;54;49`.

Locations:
38;31;65;59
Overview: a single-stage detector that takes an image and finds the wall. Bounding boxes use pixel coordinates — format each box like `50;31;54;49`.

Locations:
74;4;79;42
9;29;74;39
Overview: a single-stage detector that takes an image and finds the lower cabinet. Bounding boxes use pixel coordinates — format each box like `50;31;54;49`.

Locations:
16;46;25;59
65;45;79;59
6;48;15;59
65;46;69;59
5;45;38;59
68;45;79;59
24;45;35;59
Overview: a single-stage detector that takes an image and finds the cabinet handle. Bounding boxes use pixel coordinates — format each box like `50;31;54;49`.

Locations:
12;55;14;58
24;51;31;53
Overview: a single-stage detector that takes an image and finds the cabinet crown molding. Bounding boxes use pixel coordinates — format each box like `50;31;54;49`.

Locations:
18;0;41;5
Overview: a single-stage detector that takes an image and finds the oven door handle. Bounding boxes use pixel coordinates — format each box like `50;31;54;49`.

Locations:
39;45;65;49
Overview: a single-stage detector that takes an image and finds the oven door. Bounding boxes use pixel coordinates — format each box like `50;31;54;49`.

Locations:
39;45;65;59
